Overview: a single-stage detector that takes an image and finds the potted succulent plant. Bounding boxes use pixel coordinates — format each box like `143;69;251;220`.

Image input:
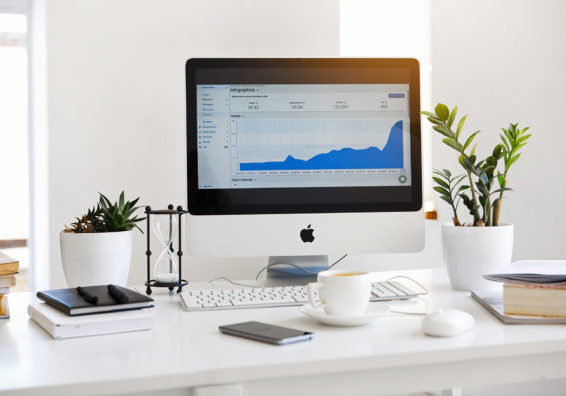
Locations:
60;192;144;287
422;104;532;290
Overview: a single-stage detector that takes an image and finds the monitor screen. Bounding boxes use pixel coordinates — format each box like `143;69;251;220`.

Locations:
196;84;411;189
186;58;421;215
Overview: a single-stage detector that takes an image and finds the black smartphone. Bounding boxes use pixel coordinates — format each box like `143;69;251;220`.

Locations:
219;321;314;345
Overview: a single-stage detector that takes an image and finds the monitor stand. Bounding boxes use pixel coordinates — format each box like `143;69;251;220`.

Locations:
264;255;329;286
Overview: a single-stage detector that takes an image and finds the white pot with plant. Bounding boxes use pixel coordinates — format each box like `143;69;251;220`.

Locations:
60;192;145;287
423;104;532;290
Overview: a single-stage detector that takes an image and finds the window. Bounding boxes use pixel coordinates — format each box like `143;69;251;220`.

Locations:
340;0;434;213
0;6;30;291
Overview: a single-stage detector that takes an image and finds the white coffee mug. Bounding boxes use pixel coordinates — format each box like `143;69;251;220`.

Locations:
307;270;371;316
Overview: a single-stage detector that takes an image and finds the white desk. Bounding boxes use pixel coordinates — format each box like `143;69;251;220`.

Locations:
2;268;566;396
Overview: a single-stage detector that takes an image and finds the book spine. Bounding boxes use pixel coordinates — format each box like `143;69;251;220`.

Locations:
504;285;566;304
27;305;58;338
0;262;19;276
0;275;16;288
0;295;7;316
36;292;71;315
504;305;566;318
504;284;566;317
57;317;154;339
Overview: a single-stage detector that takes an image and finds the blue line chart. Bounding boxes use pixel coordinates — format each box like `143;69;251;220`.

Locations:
239;120;403;171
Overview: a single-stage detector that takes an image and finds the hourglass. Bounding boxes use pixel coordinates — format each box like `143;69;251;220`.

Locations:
153;210;178;284
144;205;188;295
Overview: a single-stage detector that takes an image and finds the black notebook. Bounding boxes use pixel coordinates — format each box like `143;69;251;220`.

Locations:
37;285;153;316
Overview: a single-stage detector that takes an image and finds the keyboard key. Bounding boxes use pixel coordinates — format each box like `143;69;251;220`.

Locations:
184;299;204;309
390;281;416;296
371;284;395;297
381;282;405;296
384;282;407;296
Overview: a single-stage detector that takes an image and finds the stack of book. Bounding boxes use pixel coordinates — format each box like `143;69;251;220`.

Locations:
28;285;155;339
474;273;566;323
0;251;19;319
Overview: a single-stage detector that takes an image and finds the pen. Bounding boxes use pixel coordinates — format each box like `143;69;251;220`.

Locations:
107;284;129;304
77;286;98;304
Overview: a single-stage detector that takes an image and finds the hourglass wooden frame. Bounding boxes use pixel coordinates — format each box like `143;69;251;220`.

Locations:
144;205;188;295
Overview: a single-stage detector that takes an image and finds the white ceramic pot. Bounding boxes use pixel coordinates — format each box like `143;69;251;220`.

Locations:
441;223;514;291
60;230;133;287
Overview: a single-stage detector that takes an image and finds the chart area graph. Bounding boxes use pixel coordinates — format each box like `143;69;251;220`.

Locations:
239;120;404;171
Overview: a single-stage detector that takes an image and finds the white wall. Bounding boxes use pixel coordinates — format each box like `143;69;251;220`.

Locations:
431;0;566;261
45;0;340;288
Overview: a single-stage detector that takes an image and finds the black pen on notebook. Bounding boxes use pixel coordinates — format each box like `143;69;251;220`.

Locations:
77;286;98;304
107;284;129;304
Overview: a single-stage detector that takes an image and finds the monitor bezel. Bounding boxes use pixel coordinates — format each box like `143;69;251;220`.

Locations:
186;58;422;215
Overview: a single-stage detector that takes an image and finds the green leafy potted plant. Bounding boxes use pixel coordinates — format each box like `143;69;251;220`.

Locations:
60;192;144;287
422;104;531;290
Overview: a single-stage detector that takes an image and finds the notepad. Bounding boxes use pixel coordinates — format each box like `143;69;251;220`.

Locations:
28;302;154;339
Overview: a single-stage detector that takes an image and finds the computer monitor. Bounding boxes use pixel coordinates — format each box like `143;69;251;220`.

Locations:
185;58;423;277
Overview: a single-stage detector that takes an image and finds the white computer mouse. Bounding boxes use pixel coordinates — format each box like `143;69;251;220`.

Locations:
422;309;475;337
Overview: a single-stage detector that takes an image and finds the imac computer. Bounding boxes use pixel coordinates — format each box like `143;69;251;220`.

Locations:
185;58;423;279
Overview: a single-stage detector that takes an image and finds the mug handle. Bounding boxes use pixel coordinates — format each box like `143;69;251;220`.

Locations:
307;282;323;309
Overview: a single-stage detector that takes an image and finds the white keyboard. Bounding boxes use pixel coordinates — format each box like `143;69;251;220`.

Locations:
180;281;422;311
